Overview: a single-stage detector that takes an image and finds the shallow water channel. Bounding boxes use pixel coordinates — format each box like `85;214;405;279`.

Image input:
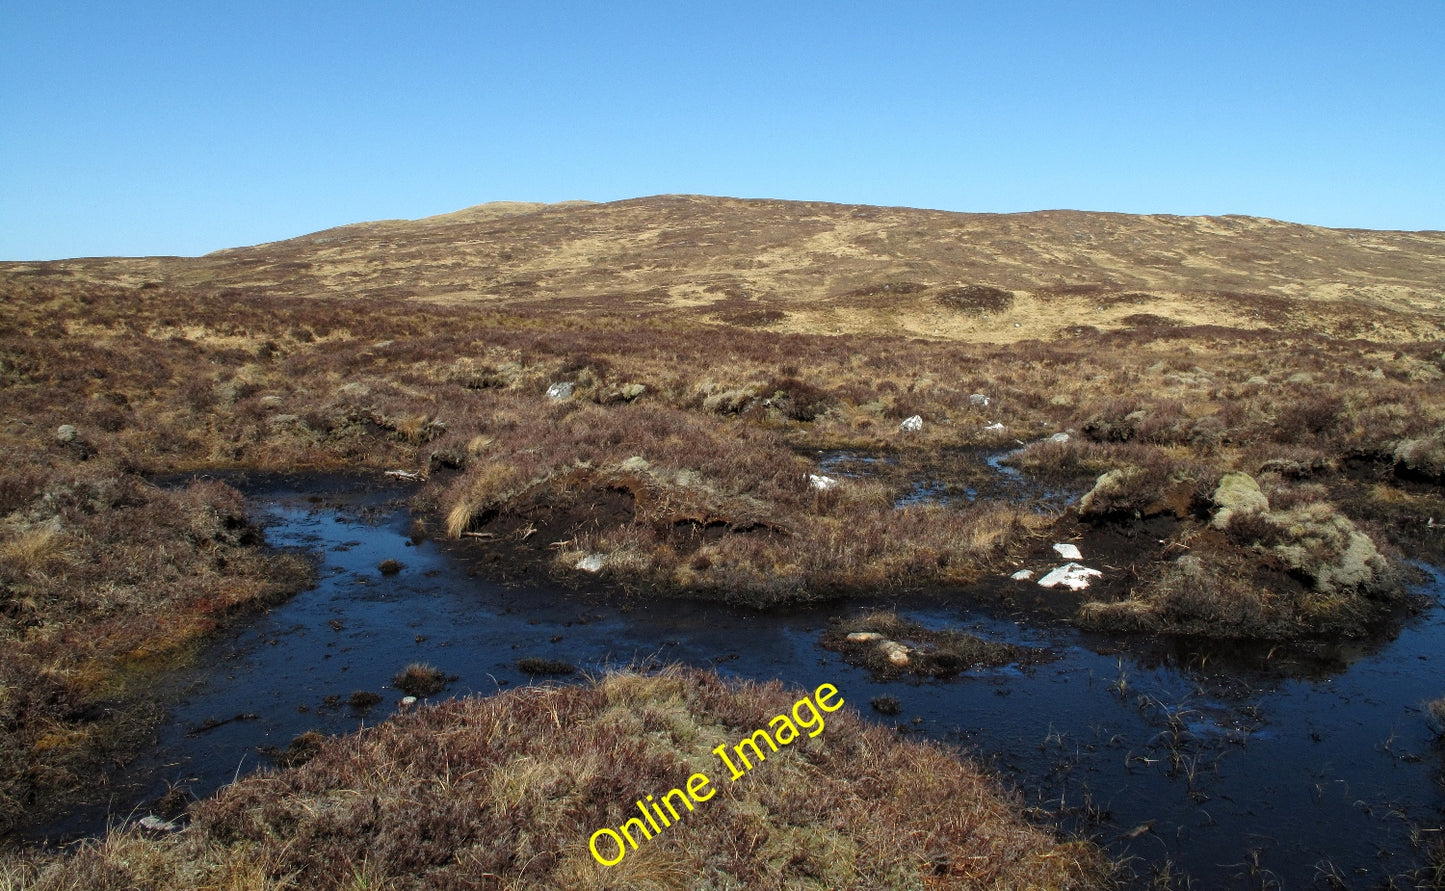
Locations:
41;471;1445;887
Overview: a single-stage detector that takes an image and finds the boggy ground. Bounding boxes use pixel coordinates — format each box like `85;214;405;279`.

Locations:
2;198;1445;879
0;667;1113;890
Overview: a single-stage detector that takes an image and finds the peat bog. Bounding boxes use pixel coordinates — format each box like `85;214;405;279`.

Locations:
4;196;1445;887
20;473;1445;888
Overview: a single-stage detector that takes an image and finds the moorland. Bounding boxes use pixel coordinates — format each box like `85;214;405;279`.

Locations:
2;195;1444;888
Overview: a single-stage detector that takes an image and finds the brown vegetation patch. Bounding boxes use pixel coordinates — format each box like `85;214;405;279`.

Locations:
6;668;1113;890
0;475;313;835
935;284;1014;314
717;307;786;327
516;657;577;675
391;663;449;698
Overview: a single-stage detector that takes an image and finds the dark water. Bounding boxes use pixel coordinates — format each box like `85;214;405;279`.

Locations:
36;473;1445;888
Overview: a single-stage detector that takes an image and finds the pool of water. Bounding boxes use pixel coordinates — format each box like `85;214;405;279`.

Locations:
34;473;1445;887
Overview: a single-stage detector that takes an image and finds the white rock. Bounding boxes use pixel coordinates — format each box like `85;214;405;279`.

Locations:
1037;562;1103;591
576;554;606;573
620;456;652;473
969;393;990;406
846;631;884;642
899;415;924;432
399;696;418;709
1048;432;1071;444
546;381;575;400
985;422;1006;431
1052;542;1083;561
138;815;179;832
809;473;838;491
1010;569;1035;581
880;640;911;666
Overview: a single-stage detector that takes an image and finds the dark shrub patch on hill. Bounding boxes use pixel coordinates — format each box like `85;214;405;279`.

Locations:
936;284;1014;314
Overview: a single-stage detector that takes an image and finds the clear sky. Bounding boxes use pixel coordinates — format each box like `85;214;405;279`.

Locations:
2;1;1442;259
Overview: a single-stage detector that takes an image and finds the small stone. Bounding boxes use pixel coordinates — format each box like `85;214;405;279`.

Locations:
258;395;283;409
1052;543;1083;561
620;456;651;473
809;474;838;491
985;422;1006;431
880;641;911;667
55;424;77;443
969;393;990;406
138;815;179;832
899;415;924;432
846;631;884;642
576;553;606;573
399;696;418;709
546;381;575;400
1048;432;1071;444
1010;569;1035;581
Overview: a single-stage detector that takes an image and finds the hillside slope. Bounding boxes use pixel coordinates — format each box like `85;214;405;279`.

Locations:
4;195;1443;342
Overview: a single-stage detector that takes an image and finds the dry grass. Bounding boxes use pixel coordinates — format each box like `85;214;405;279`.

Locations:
0;473;312;835
4;667;1115;890
1;195;1444;843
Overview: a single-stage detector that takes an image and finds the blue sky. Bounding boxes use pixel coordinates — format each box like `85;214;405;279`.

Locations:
2;1;1442;259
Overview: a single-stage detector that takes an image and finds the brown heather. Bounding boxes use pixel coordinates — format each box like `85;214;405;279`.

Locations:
2;667;1113;890
1;196;1444;876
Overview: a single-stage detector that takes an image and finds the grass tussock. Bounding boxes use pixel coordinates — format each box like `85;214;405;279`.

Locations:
5;667;1115;890
391;663;449;698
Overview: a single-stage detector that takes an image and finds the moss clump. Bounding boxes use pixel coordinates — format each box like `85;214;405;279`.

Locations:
1209;472;1271;530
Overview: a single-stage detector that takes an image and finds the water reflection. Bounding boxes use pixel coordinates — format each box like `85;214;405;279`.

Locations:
30;476;1445;888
